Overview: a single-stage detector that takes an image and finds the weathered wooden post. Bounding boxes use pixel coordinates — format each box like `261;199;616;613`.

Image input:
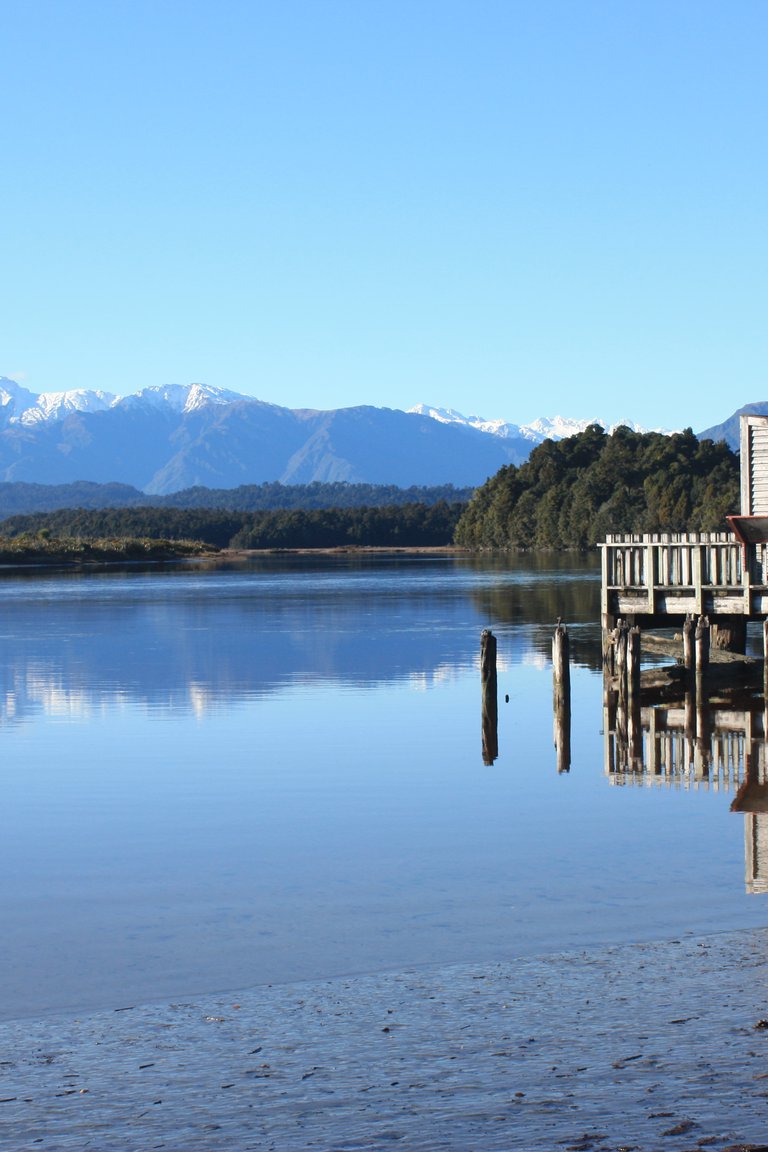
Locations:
683;615;695;677
695;615;710;680
763;619;768;700
612;620;629;771
627;626;641;698
614;620;629;718
481;629;498;765
693;615;711;772
552;621;571;773
625;627;641;765
711;615;747;653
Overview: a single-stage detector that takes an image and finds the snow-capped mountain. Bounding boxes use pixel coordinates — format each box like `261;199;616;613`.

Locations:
0;378;116;426
409;403;672;443
118;382;249;415
0;379;527;491
0;378;251;425
0;377;686;493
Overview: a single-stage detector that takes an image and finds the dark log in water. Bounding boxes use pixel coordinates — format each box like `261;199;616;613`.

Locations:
480;629;498;765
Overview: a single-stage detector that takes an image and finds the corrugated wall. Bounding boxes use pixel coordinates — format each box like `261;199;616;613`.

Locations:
740;416;768;515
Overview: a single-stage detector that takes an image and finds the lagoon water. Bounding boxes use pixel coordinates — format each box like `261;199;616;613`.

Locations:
1;553;765;1023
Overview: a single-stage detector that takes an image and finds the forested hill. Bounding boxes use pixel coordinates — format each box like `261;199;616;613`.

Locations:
454;425;740;550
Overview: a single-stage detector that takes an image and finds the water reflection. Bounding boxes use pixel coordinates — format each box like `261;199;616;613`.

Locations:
0;554;599;722
4;555;768;1021
603;686;768;894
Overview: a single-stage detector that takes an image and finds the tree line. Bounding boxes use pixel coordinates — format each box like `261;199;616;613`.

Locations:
454;425;739;550
0;480;473;517
0;502;465;550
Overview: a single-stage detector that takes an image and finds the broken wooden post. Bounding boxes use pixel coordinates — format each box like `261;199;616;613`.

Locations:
710;615;747;653
481;629;498;765
552;621;571;773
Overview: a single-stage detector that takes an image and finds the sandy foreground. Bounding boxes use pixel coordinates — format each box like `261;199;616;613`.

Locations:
3;931;768;1152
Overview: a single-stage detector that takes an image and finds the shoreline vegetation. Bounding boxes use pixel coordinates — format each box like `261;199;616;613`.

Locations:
0;535;217;565
0;535;477;567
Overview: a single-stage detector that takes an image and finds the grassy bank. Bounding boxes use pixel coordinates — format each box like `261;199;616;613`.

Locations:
0;533;217;565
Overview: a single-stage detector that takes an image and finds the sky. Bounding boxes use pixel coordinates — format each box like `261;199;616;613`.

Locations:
1;0;765;431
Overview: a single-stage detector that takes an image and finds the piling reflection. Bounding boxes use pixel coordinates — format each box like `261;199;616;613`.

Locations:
603;688;768;894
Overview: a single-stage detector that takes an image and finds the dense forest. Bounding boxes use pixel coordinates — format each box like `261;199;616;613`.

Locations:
454;425;739;550
0;502;465;550
0;480;473;517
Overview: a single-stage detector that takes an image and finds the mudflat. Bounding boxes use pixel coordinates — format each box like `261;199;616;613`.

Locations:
3;929;768;1151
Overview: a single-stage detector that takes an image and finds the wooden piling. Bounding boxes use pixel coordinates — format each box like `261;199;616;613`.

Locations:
763;619;768;700
481;629;498;765
683;615;695;676
627;627;641;698
710;615;747;653
695;615;710;679
614;621;629;712
552;621;571;772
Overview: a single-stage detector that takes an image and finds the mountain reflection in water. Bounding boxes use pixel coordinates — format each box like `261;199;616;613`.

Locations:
0;553;602;721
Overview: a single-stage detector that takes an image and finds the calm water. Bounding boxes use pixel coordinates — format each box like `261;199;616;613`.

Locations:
0;553;765;1021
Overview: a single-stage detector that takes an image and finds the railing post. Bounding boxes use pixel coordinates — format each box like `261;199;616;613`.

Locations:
645;542;656;613
693;545;703;616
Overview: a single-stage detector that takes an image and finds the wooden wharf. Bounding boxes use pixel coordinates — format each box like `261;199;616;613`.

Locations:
600;415;768;664
596;415;768;892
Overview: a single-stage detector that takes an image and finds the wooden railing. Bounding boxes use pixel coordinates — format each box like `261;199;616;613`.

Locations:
599;532;768;619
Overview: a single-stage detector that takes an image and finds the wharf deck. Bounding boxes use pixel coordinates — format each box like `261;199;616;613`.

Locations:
599;531;768;626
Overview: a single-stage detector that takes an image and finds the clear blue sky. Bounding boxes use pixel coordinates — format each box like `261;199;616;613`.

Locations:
1;0;765;430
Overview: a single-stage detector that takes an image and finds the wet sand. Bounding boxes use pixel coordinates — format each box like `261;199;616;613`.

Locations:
3;930;768;1151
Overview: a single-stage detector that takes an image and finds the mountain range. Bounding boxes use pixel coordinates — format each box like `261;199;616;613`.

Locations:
0;376;744;494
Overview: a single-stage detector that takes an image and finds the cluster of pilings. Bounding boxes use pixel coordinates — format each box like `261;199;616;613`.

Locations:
605;614;712;772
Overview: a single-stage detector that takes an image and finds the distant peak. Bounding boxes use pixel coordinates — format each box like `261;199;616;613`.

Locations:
413;403;676;443
117;382;250;414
